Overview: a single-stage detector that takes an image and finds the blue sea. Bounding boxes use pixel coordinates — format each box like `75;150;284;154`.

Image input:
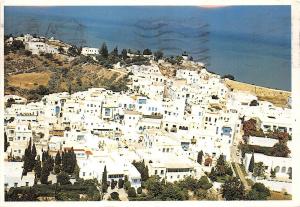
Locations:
4;6;291;91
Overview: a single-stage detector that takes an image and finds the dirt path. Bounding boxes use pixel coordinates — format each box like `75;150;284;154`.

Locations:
232;162;250;191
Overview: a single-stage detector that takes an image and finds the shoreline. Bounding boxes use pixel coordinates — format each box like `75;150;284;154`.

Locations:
224;79;290;107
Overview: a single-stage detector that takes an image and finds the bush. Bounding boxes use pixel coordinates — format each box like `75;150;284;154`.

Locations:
24;50;32;56
198;176;213;190
54;165;61;174
143;48;152;55
118;179;124;188
57;172;70;185
137;187;142;194
44;53;53;59
111;180;116;189
127;187;137;197
124;181;131;190
221;74;235;80
11;40;25;51
110;192;120;201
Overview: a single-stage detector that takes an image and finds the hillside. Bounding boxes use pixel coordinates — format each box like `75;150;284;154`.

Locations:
5;51;129;101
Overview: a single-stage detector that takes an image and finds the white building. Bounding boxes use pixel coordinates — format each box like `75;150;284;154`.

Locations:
25;42;59;55
81;47;99;56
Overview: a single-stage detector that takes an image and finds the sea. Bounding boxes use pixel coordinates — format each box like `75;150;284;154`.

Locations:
4;6;291;91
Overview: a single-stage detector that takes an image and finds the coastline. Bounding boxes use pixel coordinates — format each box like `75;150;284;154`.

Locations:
224;79;290;107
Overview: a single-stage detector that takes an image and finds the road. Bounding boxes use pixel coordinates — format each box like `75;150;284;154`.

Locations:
230;130;250;190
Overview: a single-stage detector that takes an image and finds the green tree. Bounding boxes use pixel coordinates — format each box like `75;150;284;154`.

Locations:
246;182;270;200
121;49;128;60
137;187;142;194
57;172;70;185
143;48;152;55
270;168;276;178
177;176;199;191
132;160;149;181
11;40;25;51
118;179;124;188
34;159;42;179
5;98;15;108
58;46;64;54
111;46;118;57
198;176;213;190
160;183;187;200
100;42;108;58
197;150;203;164
127;187;137;197
110;192;120;200
253;162;266;178
55;151;62;166
209;167;217;182
67;45;79;57
4;132;9;152
221;177;245;200
248;153;255;173
124;181;131;190
31;144;37;170
154;50;163;61
54;165;61;174
145;176;163;198
40;165;49;184
101;166;108;193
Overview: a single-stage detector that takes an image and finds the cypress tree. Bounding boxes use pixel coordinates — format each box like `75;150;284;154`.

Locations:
111;46;118;56
248;153;255;173
100;42;108;58
32;144;37;160
55;151;61;166
40;166;49;184
70;147;76;173
34;160;42;179
121;49;127;60
22;148;31;175
29;144;37;171
4;132;9;152
102;166;108;193
62;150;68;172
142;166;149;181
197;150;204;164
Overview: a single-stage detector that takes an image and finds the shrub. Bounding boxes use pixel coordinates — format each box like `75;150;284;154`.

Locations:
127;187;137;197
137;187;142;194
57;172;70;185
110;192;120;201
111;180;116;189
54;165;61;174
221;74;235;80
44;53;53;59
24;50;32;56
124;181;131;190
118;179;124;188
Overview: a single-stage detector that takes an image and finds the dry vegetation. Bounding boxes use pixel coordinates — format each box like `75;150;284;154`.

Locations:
5;52;128;101
268;191;292;200
7;72;52;89
225;79;290;107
